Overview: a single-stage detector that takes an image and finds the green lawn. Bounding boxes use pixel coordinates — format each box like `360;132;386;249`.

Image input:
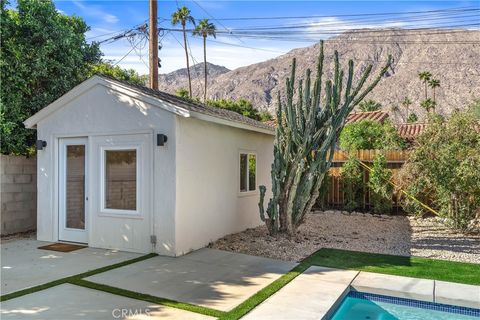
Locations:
221;248;480;320
308;248;480;285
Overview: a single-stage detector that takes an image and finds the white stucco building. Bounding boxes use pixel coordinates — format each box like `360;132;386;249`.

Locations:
24;75;274;256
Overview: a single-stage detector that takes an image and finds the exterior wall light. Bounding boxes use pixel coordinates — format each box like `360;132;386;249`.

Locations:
36;140;47;150
157;134;168;146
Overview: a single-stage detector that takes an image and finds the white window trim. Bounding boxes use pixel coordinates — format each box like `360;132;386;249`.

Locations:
99;145;141;217
238;151;257;196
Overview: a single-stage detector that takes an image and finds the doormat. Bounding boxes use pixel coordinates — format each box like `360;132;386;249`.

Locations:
38;243;87;252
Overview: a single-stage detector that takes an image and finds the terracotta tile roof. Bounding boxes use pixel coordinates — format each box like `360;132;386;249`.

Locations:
396;123;427;140
346;110;389;123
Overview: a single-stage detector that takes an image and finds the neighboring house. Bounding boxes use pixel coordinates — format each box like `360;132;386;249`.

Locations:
346;110;427;141
24;75;274;256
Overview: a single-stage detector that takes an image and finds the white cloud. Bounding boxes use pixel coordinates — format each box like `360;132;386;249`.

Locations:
72;0;119;25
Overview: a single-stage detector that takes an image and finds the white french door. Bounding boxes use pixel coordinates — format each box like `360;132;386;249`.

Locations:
59;137;89;243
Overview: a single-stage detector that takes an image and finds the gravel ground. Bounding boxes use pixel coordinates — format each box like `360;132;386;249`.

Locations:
209;211;480;264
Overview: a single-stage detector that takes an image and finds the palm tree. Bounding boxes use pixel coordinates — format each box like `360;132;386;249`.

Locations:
401;96;412;122
418;71;432;100
428;78;440;103
358;99;382;112
172;6;195;98
420;98;436;113
193;19;216;102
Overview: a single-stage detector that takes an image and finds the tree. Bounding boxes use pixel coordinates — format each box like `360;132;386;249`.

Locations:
401;96;412;122
418;71;432;100
407;112;418;123
339;119;406;151
428;78;440;103
192;19;216;102
1;0;101;155
89;63;146;85
420;98;436;113
172;6;195;98
358;99;382;112
258;41;391;235
399;103;480;230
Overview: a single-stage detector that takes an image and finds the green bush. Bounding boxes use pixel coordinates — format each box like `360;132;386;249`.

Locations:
368;154;393;214
339;119;406;151
174;89;272;122
89;63;146;86
399;103;480;229
341;155;364;212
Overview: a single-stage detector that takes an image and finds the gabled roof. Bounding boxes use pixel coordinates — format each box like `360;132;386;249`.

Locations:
24;75;274;135
346;110;389;123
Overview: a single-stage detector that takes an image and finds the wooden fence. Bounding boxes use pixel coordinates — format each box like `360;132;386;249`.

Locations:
318;150;409;212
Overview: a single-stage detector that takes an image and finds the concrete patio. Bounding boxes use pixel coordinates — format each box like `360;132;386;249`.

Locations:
1;239;141;295
86;248;297;311
0;284;214;319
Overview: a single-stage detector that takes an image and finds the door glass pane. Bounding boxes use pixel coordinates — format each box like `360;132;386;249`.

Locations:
105;150;137;210
66;145;85;229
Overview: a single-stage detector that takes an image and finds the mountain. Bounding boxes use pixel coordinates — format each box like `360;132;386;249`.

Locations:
158;62;230;93
158;29;480;122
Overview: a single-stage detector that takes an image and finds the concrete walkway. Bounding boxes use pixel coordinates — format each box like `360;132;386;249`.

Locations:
0;284;214;320
86;248;297;312
1;239;141;295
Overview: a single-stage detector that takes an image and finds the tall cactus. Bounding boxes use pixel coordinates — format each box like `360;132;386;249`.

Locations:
259;41;392;235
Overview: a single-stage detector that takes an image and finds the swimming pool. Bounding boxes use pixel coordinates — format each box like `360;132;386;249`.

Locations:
330;291;480;320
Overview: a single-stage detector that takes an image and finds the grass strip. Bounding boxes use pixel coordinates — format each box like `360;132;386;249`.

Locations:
0;253;157;302
70;279;225;318
309;248;480;285
220;260;312;320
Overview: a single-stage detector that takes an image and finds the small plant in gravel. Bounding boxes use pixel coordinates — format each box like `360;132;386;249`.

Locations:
258;40;392;235
368;154;393;214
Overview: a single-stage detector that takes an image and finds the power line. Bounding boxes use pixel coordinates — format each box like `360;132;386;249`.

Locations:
198;6;479;21
191;0;245;44
112;45;136;66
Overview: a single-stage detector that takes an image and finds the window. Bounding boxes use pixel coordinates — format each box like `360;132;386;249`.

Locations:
240;153;256;192
105;149;137;211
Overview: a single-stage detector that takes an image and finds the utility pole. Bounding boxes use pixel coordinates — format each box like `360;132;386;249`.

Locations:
149;0;158;90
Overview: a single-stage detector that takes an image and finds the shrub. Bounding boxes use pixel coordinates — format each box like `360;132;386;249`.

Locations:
174;89;273;122
341;155;364;212
339;119;406;151
368;154;393;214
398;103;480;229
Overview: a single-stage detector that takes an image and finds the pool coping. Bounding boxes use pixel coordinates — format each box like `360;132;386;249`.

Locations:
240;266;480;320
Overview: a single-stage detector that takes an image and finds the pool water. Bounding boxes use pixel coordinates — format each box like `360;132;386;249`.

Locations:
330;291;480;320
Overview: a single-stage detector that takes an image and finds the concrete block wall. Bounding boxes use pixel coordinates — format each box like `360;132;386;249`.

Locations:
1;155;37;235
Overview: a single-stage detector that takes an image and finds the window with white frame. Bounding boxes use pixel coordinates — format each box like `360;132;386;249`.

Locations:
104;149;137;211
240;153;256;192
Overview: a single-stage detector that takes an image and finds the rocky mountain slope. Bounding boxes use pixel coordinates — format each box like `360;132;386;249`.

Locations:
158;29;480;122
158;62;229;93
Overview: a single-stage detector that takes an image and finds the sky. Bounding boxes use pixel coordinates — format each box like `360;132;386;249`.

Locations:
51;0;480;74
